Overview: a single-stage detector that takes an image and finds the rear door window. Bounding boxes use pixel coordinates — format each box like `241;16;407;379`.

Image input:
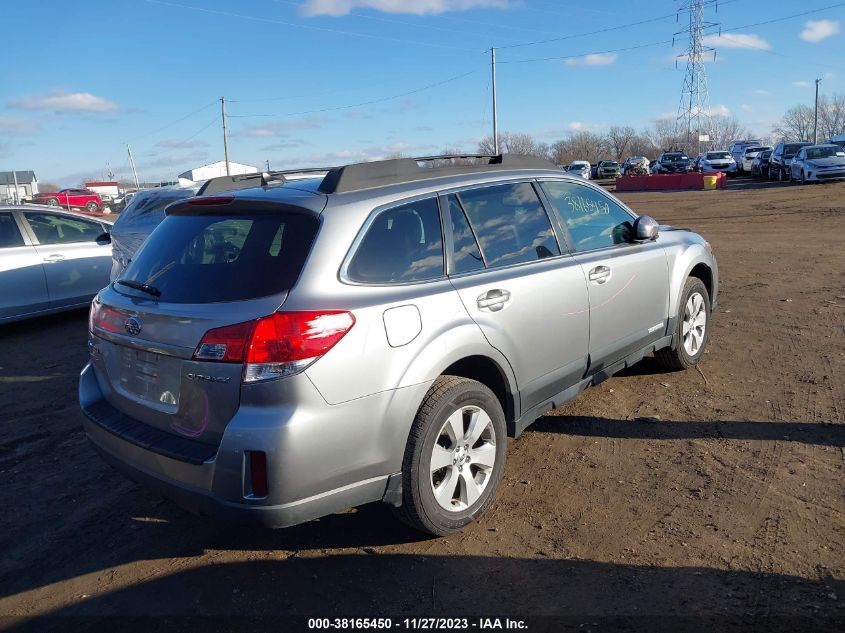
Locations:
117;213;318;303
347;197;444;284
23;212;104;244
456;182;560;268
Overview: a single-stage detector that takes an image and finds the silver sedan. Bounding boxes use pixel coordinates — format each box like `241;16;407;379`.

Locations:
789;144;845;183
0;205;113;323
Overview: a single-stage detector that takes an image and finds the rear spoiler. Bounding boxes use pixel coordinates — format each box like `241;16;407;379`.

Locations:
196;168;331;196
165;196;324;217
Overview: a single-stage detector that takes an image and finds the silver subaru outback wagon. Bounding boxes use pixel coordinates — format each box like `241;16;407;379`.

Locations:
80;154;718;535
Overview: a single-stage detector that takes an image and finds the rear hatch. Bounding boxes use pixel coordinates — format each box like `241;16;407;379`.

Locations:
89;191;324;447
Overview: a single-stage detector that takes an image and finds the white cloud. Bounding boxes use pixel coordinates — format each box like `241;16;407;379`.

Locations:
155;139;210;149
299;0;512;16
752;89;769;95
741;104;752;112
8;91;118;113
565;53;617;67
239;116;326;138
800;19;840;43
0;116;40;137
568;121;584;131
793;80;812;88
702;33;770;50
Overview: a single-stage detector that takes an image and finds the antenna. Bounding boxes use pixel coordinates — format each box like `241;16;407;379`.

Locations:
674;0;718;155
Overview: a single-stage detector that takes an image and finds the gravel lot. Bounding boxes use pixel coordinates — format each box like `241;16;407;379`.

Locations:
1;179;843;629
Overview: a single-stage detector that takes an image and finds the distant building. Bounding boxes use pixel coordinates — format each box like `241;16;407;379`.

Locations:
178;161;257;182
0;170;38;203
85;181;120;200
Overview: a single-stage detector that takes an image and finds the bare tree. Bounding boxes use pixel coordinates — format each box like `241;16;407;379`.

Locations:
606;126;636;161
708;116;749;151
819;93;845;141
772;104;815;142
38;181;60;193
477;132;546;157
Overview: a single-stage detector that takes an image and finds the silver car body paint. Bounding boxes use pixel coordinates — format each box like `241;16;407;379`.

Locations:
79;168;718;528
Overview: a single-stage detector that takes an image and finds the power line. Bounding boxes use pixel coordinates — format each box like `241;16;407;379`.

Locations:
497;39;673;65
494;0;739;50
227;69;480;119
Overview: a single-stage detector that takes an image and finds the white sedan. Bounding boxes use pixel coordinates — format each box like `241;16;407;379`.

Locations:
565;160;591;180
0;205;113;323
698;151;737;174
789;144;845;184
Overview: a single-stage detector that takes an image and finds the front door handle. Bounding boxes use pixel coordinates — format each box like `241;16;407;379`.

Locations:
477;288;511;312
43;254;66;263
588;265;611;284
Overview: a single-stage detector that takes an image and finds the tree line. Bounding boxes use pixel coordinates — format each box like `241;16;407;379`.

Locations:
460;92;845;165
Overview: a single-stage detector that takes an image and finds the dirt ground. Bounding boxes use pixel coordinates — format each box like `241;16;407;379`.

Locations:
1;179;844;630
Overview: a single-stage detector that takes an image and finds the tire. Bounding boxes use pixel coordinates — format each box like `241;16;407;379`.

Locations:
801;171;807;185
656;277;711;371
777;167;784;182
46;197;60;206
86;201;101;213
393;376;507;536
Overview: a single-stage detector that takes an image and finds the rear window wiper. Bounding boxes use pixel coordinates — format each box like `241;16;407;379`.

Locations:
115;279;162;297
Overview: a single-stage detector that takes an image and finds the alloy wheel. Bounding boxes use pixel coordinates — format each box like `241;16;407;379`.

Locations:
682;292;707;357
429;406;497;512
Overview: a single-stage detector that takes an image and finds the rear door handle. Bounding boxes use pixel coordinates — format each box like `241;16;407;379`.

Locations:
477;288;511;312
588;265;611;284
43;254;66;263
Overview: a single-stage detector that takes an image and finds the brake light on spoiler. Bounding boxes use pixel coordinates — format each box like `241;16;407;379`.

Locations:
193;311;356;383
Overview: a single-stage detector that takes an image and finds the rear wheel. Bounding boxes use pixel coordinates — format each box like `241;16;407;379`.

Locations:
394;376;507;535
656;277;710;371
86;201;101;213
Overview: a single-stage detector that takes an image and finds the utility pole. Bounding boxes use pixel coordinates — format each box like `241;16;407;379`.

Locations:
126;143;140;190
266;159;270;172
12;170;19;205
491;47;499;155
221;96;231;176
813;78;822;144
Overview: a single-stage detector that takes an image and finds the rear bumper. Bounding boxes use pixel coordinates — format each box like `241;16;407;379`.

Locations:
80;362;428;528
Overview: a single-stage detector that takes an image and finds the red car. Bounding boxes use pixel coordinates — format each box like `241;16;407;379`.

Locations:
32;189;104;214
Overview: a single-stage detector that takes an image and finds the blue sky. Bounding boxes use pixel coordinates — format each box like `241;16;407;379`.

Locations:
1;0;843;185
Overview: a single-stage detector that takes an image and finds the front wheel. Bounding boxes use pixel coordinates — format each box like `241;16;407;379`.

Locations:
46;197;60;206
656;277;711;371
394;376;507;535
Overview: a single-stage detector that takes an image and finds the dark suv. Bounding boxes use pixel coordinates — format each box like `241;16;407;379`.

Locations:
769;141;812;181
655;152;693;174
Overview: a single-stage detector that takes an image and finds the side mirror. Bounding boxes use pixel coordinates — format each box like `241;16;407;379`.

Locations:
95;231;112;244
632;215;659;242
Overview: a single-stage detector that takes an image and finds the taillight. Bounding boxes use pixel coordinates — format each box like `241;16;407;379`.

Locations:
187;195;234;206
89;299;125;334
193;311;355;383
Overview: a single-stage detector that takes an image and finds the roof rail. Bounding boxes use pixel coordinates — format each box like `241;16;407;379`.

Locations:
196;167;330;196
318;154;558;194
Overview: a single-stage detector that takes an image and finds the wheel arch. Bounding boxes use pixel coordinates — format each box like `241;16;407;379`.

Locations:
440;355;516;435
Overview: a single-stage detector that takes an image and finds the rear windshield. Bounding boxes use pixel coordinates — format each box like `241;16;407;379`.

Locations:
784;144;808;157
115;213;318;303
706;152;730;159
663;154;689;162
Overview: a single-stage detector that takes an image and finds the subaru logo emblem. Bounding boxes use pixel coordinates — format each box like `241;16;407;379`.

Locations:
125;316;142;336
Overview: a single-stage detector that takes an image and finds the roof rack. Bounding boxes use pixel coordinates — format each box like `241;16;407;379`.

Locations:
196;167;330;196
317;154;558;194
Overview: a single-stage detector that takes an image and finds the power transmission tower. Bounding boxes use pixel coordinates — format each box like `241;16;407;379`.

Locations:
675;0;718;155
